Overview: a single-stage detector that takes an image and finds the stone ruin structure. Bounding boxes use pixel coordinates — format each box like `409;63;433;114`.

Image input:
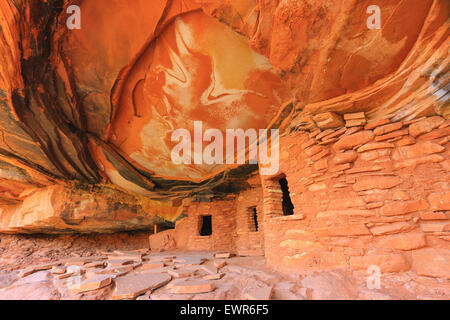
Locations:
0;0;449;286
156;113;450;279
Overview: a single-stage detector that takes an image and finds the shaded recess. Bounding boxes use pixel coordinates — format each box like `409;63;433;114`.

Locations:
279;178;294;216
199;215;212;236
250;207;259;232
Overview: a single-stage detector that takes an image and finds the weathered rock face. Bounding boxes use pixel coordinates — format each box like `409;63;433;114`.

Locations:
0;0;448;232
0;184;179;234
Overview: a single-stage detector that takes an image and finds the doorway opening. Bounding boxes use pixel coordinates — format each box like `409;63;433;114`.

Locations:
279;177;294;216
199;215;212;236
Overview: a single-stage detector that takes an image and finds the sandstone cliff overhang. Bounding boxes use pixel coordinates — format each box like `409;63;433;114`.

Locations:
0;0;448;232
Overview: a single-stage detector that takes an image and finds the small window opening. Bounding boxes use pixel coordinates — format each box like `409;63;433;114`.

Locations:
279;177;294;216
199;215;212;236
248;207;259;232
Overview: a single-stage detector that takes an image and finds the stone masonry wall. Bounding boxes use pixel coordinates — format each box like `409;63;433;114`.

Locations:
178;175;265;255
234;179;265;256
184;198;237;252
261;114;450;278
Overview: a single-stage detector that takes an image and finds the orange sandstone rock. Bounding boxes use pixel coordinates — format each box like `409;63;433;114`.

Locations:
333;151;358;164
357;142;395;153
71;275;113;294
369;222;417;236
427;192;450;211
333;131;375;152
374;233;427;251
313;112;344;129
113;273;171;300
374;122;404;136
169;280;215;294
380;200;430;217
409;116;446;137
393;141;445;160
353;176;403;192
412;248;450;279
350;254;410;273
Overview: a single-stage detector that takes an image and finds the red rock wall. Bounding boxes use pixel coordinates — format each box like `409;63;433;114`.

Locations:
261;115;450;278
